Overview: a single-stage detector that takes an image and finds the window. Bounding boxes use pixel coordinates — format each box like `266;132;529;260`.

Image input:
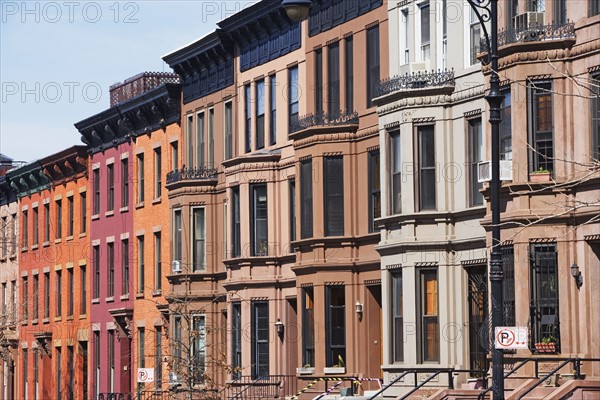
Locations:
93;332;100;398
154;148;162;198
137;236;144;294
172;316;180;372
173;209;182;264
33;274;39;319
553;0;566;23
418;268;439;362
591;0;600;16
326;285;345;367
530;243;560;351
11;214;17;253
197;111;205;167
345;36;354;112
108;330;115;391
56;270;62;317
56;347;62;399
171;141;178;172
500;87;512;160
507;0;519;29
502;246;515;326
1;217;5;257
107;164;114;211
300;159;313;239
391;132;402;214
138;327;145;368
315;48;323;115
23;209;28;247
155;327;162;388
80;192;87;234
269;75;277;145
420;2;430;62
121;159;129;208
328;42;340;116
43;272;49;319
68;346;74;399
366;24;380;107
231;302;242;380
369;151;381;232
592;74;600;160
251;184;268;256
68;197;74;236
154;233;161;290
34;348;39;400
122;239;129;296
302;287;315;367
192;315;206;384
93;245;100;299
324;156;344;236
56;199;62;239
80;341;88;400
231;187;241;258
469;118;484;206
208;108;214;167
22;277;28;320
442;0;447;68
187;114;194;167
23;348;28;398
289;66;299;129
251;301;269;379
417;125;436;210
108;243;114;297
528;81;554;172
470;7;481;65
192;207;206;272
225;102;233;159
289;179;296;250
80;265;86;315
256;80;265;149
401;9;409;64
137;154;144;203
392;270;404;362
245;84;252;152
528;0;545;12
32;207;38;246
93;169;100;215
68;268;73;316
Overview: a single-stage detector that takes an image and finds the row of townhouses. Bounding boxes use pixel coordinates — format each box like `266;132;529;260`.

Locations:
0;0;598;399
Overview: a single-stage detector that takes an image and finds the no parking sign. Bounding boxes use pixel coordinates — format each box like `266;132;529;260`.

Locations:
138;368;155;383
495;327;528;349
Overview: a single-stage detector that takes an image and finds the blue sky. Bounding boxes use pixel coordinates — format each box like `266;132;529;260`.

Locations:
1;0;255;163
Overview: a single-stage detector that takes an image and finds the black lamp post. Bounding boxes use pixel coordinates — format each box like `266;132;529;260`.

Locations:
281;0;504;398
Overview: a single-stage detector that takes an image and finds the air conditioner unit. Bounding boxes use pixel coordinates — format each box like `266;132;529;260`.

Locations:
514;12;544;32
478;160;513;182
399;61;430;75
171;260;181;274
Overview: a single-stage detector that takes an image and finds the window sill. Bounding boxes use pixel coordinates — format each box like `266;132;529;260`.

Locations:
54;317;62;322
151;197;162;205
135;202;144;209
31;244;39;250
21;321;28;326
9;253;17;260
66;235;74;242
152;289;162;297
120;294;130;301
66;316;73;321
31;319;38;325
120;206;129;213
43;241;50;247
91;214;100;221
323;367;346;374
79;314;87;319
91;298;100;304
135;292;144;299
105;210;115;218
54;238;62;244
21;246;28;252
0;256;6;262
105;296;114;303
79;232;86;239
42;318;49;324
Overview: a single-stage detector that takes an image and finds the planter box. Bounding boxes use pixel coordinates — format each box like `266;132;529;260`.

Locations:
534;342;556;353
296;367;315;375
530;172;551;182
323;367;345;374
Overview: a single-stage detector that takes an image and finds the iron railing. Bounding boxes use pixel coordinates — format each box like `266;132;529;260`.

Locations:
289;110;359;134
226;375;297;400
109;72;180;106
480;21;575;53
98;394;133;400
375;69;455;98
166;166;218;184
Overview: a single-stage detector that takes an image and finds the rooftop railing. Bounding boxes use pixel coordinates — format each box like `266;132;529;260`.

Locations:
289;110;359;134
375;69;455;98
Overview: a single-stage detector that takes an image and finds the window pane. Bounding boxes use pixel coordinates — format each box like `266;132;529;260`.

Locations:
193;208;206;271
418;126;436;210
300;159;313;238
324;157;344;236
367;25;380;107
391;132;402;214
470;119;483;206
328;42;340;116
252;185;268;256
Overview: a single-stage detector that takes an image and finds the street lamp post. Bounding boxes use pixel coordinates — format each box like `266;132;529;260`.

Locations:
282;0;504;398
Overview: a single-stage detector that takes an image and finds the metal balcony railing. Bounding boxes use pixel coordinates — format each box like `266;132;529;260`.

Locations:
166;165;218;184
289;110;359;134
375;69;455;98
480;21;575;53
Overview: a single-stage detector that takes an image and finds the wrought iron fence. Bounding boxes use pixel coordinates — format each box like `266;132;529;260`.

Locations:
289;110;359;134
98;394;133;400
166;166;219;184
226;375;298;400
109;72;181;106
480;21;575;53
375;69;455;98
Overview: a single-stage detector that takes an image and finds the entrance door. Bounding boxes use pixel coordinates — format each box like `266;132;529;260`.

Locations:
466;265;487;377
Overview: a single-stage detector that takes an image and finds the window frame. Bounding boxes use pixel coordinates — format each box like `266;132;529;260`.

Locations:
325;285;346;367
288;66;299;130
251;301;269;379
315;48;323;116
302;286;315;367
191;206;206;272
366;24;380;107
256;79;266;150
300;158;313;239
121;158;129;208
323;156;344;236
417;267;439;363
527;81;554;173
93;168;100;215
107;163;114;212
136;154;144;204
368;150;381;233
250;183;268;256
392;270;404;363
328;41;340;116
345;36;354;113
416;125;436;211
468;117;484;206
